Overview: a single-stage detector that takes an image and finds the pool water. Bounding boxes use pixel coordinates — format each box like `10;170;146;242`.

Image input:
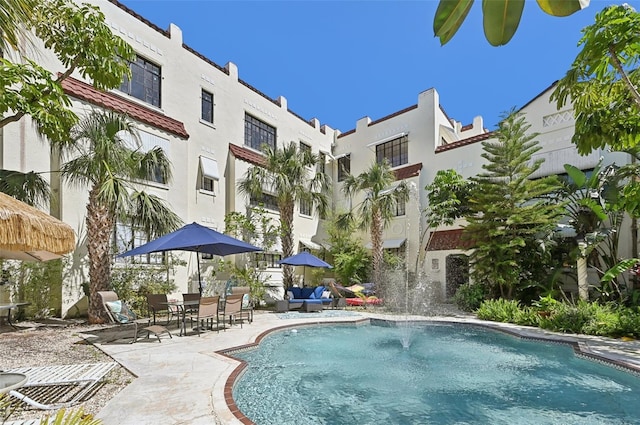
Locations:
232;323;640;425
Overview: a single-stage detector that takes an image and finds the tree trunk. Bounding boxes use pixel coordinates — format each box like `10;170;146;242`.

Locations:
371;209;384;289
86;188;114;323
280;201;295;290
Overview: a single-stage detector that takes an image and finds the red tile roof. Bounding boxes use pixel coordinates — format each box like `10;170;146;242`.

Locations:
428;229;473;251
228;144;266;167
61;77;189;139
394;163;422;180
435;131;493;153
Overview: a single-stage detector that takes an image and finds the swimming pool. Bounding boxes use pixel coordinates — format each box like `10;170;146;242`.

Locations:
232;322;640;424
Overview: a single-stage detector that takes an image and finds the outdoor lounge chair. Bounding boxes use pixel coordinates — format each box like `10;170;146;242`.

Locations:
98;291;171;343
6;362;117;410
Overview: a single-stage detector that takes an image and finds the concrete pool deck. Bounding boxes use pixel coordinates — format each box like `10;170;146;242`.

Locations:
86;309;640;425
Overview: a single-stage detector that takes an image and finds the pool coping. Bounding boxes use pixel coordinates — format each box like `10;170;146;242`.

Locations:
217;316;640;425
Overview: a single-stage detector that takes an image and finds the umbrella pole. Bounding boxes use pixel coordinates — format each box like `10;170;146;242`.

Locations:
197;252;203;295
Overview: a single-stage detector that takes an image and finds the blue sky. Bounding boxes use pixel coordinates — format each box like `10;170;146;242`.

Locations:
119;0;638;132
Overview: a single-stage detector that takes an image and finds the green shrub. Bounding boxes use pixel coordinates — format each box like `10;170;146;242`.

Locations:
618;308;640;338
537;302;588;333
579;302;622;337
454;283;489;312
477;299;521;322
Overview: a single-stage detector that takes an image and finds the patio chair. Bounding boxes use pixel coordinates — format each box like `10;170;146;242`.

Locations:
220;293;245;329
6;362;117;410
146;293;176;326
182;293;200;313
98;291;171;343
186;295;221;336
231;286;253;323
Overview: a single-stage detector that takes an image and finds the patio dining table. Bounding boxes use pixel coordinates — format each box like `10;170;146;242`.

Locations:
162;299;201;336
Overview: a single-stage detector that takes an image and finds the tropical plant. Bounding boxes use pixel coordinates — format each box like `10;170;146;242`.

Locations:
464;110;564;299
224;207;280;252
453;282;490;312
552;4;640;155
110;257;180;316
0;0;134;206
338;160;409;290
238;141;329;290
433;0;588;46
58;111;181;323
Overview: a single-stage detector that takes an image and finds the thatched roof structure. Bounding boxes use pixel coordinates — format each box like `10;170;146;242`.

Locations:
0;192;75;260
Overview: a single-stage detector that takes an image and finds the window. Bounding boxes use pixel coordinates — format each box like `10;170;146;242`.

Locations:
387;245;406;258
337;154;350;182
245;114;276;151
119;130;169;185
202;177;214;192
199;156;219;193
120;55;161;107
113;222;164;264
300;142;311;155
201;89;214;123
318;152;326;174
395;197;406;216
252;252;282;269
376;135;408;167
300;198;312;216
250;193;279;211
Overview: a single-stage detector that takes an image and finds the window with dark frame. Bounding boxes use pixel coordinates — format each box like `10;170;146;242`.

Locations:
201;89;214;123
318;152;326;174
387;245;406;258
244;114;276;151
252;252;282;268
300;142;311;155
299;197;312;216
337;154;350;182
395;197;406;217
376;135;408;167
119;55;161;107
250;192;279;211
201;176;214;192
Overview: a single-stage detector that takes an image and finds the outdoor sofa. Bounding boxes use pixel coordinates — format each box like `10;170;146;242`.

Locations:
283;286;333;311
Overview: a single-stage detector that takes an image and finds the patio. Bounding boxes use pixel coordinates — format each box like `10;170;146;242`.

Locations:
4;308;640;425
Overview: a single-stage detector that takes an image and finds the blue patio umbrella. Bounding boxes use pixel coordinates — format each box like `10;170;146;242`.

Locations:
118;222;262;294
278;251;332;286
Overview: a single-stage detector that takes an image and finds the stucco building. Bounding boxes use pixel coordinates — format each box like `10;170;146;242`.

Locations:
1;0;630;315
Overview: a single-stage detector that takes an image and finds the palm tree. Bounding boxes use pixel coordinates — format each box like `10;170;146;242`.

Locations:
58;111;181;323
340;160;409;289
238;141;329;290
0;169;49;207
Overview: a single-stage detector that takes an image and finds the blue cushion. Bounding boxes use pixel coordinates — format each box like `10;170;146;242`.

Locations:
312;286;325;299
290;287;302;299
300;287;314;299
105;300;137;324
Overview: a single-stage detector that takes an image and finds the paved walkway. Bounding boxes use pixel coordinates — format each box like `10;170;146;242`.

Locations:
85;309;640;425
